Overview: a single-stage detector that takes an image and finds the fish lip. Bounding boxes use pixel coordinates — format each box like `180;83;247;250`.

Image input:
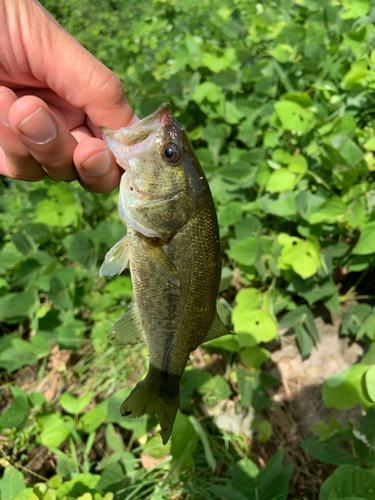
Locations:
101;103;182;172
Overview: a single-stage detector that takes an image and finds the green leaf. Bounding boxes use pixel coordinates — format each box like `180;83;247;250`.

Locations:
11;233;36;255
256;420;273;443
237;367;276;410
13;488;36;500
233;288;277;346
171;412;199;473
29;392;47;410
274;100;314;134
342;0;369;18
54;448;78;477
11;337;49;359
0;348;38;372
78;406;107;434
352;224;375;255
257;449;292;500
105;276;133;299
365;366;375;402
233;309;278;347
218;201;243;227
278;234;321;279
0;291;39;323
341;304;373;337
271;44;294;63
193;82;222;103
298;278;336;305
266;168;297;192
97;451;136;476
59;391;94;415
34;184;82;227
322;365;373;411
0;391;30;431
267;193;298;217
57;325;82;351
341;60;368;90
300;436;360;466
54;473;100;498
197;374;231;401
143;434;171;459
288;155;307;174
13;259;44;290
356;311;375;341
97;462;128;495
49;277;73;310
309;197;347;225
188;415;216;471
203;335;239;352
66;233;96;270
105;423;125;452
227;237;258;266
229;457;259;498
241;346;270;369
295;323;314;357
40;413;72;447
320;465;375;500
208;486;249;500
0;466;26;500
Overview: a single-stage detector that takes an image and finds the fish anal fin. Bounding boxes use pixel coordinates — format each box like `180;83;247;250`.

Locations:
100;234;129;277
108;304;145;346
202;313;235;343
141;239;180;287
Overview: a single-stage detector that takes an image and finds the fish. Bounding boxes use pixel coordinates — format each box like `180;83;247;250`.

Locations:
100;103;234;444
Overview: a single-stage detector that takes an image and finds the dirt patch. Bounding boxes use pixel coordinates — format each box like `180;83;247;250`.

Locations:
270;310;363;435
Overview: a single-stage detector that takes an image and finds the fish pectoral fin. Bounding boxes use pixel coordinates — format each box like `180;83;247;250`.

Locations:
99;235;129;277
203;313;235;342
141;239;180;288
108;304;145;346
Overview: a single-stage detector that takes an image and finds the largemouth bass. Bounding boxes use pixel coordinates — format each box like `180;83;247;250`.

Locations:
100;103;233;444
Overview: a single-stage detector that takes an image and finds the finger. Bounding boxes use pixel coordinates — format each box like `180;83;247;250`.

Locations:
15;88;86;131
0;87;46;181
73;137;122;193
8;95;78;182
70;125;94;143
17;6;138;129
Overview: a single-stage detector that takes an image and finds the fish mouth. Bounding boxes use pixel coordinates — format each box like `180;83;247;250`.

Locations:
101;103;177;171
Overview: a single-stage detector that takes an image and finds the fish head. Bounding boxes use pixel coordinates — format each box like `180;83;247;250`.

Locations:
101;103;206;237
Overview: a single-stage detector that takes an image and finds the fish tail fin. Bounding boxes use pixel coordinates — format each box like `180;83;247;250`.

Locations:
120;368;180;445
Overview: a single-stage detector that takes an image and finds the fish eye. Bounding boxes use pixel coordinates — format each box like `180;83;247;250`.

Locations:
162;143;182;165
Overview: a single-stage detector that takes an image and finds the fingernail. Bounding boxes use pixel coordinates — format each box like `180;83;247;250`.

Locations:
18;107;57;144
81;149;112;177
0;92;16;127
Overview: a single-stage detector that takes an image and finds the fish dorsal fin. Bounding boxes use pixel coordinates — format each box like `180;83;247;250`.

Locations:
100;235;129;277
203;313;235;343
108;304;145;346
141;239;180;288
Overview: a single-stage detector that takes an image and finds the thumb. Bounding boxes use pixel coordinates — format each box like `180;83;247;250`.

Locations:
18;0;137;129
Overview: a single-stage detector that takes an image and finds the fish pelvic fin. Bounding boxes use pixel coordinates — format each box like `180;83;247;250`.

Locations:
120;366;180;445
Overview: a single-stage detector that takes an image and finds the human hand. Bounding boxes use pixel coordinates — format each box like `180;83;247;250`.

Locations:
0;0;137;193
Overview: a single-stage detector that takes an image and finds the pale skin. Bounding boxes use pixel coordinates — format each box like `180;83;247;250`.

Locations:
0;0;138;193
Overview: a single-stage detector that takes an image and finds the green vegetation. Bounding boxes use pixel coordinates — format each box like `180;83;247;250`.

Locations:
2;0;375;498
